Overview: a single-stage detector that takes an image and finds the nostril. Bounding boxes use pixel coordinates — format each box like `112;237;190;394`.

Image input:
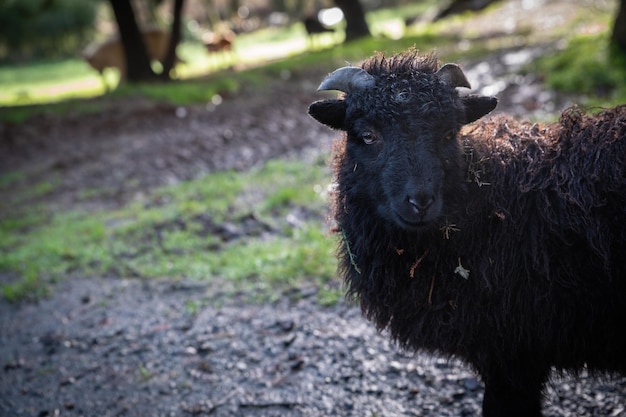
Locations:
408;193;434;213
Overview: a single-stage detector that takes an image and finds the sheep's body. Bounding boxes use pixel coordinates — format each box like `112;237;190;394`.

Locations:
308;50;626;416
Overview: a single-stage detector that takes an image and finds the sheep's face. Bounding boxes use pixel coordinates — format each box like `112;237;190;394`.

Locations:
308;54;497;232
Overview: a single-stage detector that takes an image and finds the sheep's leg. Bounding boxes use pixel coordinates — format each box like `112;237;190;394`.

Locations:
482;377;543;417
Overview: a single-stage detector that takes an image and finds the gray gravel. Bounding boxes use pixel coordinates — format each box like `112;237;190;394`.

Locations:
1;276;625;417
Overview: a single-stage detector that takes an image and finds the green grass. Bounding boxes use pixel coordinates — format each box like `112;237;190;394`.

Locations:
530;32;626;107
1;0;622;116
0;2;444;110
0;28;448;123
0;157;339;303
0;59;101;105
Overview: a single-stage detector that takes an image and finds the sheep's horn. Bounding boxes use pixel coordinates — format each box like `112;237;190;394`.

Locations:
318;66;375;93
436;63;471;89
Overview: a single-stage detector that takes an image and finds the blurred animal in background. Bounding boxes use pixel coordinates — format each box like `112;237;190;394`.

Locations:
202;30;236;68
435;0;502;20
303;8;343;50
82;27;181;91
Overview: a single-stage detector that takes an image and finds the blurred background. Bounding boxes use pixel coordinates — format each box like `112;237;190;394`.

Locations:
1;0;625;313
1;0;625;107
2;1;626;416
1;0;626;311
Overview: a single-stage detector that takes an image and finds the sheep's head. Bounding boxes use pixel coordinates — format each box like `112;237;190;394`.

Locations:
308;51;497;232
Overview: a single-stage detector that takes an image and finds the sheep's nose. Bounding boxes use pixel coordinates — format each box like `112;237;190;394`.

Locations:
407;193;434;214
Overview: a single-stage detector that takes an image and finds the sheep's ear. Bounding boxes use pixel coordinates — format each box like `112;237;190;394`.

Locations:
308;99;347;130
437;63;471;89
462;95;498;124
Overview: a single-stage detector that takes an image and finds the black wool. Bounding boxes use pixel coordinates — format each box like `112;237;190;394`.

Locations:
309;49;626;417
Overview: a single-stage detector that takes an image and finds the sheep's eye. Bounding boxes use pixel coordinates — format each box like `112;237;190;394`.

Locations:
443;130;456;141
360;131;378;145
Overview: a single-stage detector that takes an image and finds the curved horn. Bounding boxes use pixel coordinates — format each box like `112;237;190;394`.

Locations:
436;63;471;89
318;66;375;93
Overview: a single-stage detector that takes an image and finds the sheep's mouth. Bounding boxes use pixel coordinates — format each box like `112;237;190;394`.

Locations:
393;211;432;230
390;199;442;231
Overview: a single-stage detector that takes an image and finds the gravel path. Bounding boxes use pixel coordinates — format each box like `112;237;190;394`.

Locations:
1;277;625;417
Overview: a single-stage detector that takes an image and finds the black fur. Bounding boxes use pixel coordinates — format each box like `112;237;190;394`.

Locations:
308;49;626;417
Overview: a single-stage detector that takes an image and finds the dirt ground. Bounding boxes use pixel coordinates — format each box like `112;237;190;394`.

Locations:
2;1;626;415
0;75;333;212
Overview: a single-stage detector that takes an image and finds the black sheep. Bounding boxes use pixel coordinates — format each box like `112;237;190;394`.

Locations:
303;15;335;49
308;49;626;417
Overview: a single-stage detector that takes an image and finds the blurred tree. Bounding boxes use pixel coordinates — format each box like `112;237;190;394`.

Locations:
160;0;184;78
108;0;185;82
109;0;159;81
611;0;626;53
0;0;99;61
334;0;370;41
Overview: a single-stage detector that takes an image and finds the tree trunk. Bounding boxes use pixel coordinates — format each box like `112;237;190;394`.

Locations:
109;0;159;82
334;0;370;42
161;0;184;79
611;0;626;53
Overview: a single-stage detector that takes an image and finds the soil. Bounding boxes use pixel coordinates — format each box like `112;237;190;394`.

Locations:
0;76;333;213
2;1;626;415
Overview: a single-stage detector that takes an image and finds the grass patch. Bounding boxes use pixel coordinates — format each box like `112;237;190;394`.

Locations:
0;59;100;105
530;32;626;107
0;173;62;215
0;157;340;303
0;0;448;121
114;74;240;105
1;0;620;121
